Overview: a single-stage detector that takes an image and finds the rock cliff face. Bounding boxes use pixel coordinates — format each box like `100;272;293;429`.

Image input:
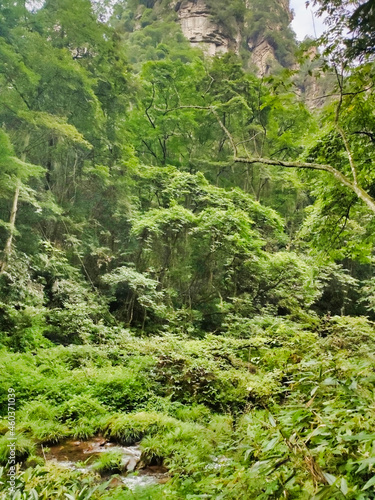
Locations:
174;0;240;56
170;0;293;75
129;0;295;76
247;38;276;76
123;0;324;105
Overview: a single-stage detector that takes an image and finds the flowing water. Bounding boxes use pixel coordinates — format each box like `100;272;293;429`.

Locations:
40;437;169;490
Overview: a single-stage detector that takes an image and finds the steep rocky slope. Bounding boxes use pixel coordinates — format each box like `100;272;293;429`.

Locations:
123;0;297;75
175;0;240;56
174;0;294;75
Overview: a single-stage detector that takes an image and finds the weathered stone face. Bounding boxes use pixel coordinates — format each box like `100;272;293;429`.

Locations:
172;0;293;75
148;0;295;76
176;0;238;56
248;38;276;76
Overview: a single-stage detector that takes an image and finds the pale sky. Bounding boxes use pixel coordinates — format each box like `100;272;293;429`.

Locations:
290;0;327;40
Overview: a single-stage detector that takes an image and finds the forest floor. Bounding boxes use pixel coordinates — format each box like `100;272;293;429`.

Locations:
1;314;375;498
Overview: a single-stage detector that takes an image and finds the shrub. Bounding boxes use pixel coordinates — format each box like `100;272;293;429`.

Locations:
20;420;69;444
91;364;155;412
58;395;108;422
102;412;176;444
70;417;103;440
173;404;212;423
141;420;215;473
0;463;112;500
19;399;58;421
92;450;124;473
0;433;34;465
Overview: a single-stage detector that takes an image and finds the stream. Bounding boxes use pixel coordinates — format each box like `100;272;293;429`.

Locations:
40;437;169;491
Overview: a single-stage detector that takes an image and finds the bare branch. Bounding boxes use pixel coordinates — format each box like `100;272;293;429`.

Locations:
145;83;156;129
352;130;375;143
334;65;344;124
202;74;215;97
337;126;357;185
210;107;238;156
306;84;375;102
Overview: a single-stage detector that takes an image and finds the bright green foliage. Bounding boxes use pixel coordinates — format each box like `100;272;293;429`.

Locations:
300;63;375;264
312;0;375;62
0;1;375;499
0;464;113;500
1;318;375;497
0;434;34;464
92;450;124;473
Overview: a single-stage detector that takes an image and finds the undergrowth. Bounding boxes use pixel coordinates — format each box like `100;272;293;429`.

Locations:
1;316;375;498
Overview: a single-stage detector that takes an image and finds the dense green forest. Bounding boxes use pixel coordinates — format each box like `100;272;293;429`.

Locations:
1;0;375;498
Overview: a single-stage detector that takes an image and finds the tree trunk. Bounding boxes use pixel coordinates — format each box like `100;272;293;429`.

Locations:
0;135;30;274
0;180;21;274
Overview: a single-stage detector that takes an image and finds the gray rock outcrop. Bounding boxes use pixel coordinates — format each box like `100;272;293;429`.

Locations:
174;0;240;56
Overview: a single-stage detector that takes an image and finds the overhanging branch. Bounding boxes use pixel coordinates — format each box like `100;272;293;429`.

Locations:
234;155;375;213
162;104;375;214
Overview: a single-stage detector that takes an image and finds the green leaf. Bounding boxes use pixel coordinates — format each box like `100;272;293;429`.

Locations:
311;386;319;396
340;477;349;496
29;489;39;500
357;456;375;473
322;472;337;486
362;475;375;491
343;432;375;442
322;377;339;386
268;413;277;427
263;436;279;451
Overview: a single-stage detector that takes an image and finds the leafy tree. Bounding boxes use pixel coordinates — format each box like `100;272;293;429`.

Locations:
311;0;375;61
